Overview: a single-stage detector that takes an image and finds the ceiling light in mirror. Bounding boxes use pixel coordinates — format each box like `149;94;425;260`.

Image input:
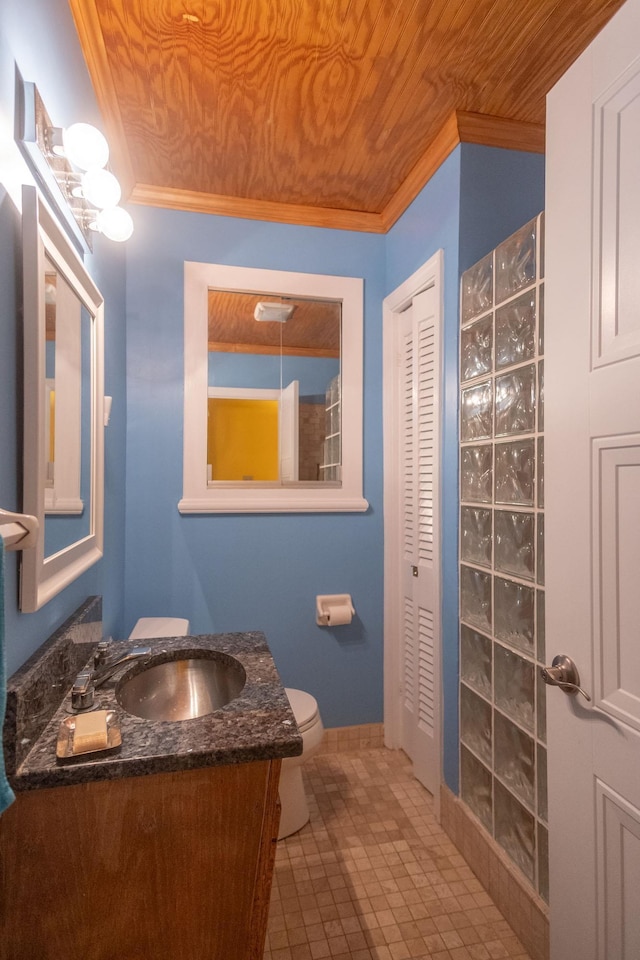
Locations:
254;301;295;322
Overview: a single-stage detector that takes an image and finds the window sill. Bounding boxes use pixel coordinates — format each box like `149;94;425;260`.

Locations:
178;495;369;514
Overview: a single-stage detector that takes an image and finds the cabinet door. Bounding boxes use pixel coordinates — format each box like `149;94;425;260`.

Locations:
0;760;281;960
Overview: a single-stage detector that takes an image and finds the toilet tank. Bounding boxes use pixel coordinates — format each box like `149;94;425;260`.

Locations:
128;617;190;639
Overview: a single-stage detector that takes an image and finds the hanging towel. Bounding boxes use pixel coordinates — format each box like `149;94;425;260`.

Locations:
0;535;16;814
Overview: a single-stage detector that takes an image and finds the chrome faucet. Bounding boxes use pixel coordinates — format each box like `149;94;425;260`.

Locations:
71;645;152;711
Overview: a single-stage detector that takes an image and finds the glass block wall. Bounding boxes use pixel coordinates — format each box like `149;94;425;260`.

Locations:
458;213;547;902
320;374;341;481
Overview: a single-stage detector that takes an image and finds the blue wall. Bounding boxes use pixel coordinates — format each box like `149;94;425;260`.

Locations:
210;350;339;395
459;144;546;272
0;0;127;676
124;209;386;727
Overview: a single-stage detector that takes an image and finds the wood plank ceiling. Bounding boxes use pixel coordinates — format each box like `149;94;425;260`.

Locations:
208;291;340;357
69;0;625;233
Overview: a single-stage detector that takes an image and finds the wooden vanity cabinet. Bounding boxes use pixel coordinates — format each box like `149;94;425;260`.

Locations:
0;759;281;960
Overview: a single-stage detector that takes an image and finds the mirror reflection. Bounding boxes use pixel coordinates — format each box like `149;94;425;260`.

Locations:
207;290;341;484
43;256;91;557
21;184;104;612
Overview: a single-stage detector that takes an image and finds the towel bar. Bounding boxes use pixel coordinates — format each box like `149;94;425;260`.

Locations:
0;508;38;550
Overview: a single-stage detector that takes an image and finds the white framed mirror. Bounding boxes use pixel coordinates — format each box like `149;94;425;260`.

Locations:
179;262;368;513
20;185;104;611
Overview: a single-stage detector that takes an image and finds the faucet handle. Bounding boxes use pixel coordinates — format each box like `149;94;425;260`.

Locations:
71;671;95;711
129;646;152;658
94;640;112;669
90;645;153;690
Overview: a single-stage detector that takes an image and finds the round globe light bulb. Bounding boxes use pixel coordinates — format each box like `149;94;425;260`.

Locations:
81;169;121;209
95;206;134;242
62;123;109;170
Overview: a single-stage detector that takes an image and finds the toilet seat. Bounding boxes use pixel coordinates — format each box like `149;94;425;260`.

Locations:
285;688;319;734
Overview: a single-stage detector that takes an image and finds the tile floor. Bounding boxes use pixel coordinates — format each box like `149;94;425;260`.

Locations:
264;747;531;960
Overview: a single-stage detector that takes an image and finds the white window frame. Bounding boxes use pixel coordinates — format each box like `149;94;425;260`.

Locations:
179;261;368;514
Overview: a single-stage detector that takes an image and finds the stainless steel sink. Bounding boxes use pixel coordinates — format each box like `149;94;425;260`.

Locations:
116;653;246;721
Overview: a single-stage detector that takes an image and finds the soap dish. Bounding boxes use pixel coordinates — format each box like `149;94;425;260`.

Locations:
56;710;122;759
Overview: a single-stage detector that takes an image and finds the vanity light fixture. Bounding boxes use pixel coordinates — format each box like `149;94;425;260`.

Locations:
17;78;134;248
91;206;134;243
72;169;122;210
46;119;133;243
48;121;110;171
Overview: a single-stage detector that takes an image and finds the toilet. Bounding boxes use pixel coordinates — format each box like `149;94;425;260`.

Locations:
278;688;324;840
128;617;190;639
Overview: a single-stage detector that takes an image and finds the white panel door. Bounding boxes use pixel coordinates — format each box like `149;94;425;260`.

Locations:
280;379;299;481
545;1;640;957
398;287;441;794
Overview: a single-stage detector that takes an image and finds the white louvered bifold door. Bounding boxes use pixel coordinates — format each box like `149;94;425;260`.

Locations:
398;286;441;795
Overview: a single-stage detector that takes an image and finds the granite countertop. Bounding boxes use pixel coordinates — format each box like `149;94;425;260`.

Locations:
9;631;303;792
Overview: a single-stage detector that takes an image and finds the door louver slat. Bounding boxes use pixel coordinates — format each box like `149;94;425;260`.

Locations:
417;318;436;564
417;608;435;734
402;330;415;561
403;596;415;712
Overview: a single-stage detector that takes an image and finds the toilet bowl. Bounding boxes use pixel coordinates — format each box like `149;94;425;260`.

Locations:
128;617;190;639
278;688;324;840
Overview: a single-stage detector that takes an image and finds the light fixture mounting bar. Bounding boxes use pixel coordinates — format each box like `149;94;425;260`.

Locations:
30;85;95;249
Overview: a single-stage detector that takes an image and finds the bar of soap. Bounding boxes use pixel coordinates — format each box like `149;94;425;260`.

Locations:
73;710;110;754
56;711;121;759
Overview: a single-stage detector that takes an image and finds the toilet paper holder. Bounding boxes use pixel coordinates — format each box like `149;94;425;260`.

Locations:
316;594;355;627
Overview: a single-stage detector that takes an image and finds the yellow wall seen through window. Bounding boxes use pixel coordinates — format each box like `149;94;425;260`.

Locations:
208;398;279;481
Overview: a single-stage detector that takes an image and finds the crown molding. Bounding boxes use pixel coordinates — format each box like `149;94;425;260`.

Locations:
131;110;544;233
380;112;462;231
456;110;546;153
380;110;545;231
129;183;386;233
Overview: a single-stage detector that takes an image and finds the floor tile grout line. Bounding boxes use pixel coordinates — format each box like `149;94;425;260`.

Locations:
264;746;531;960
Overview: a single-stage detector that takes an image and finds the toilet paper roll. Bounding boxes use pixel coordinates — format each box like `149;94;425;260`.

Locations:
326;602;353;626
